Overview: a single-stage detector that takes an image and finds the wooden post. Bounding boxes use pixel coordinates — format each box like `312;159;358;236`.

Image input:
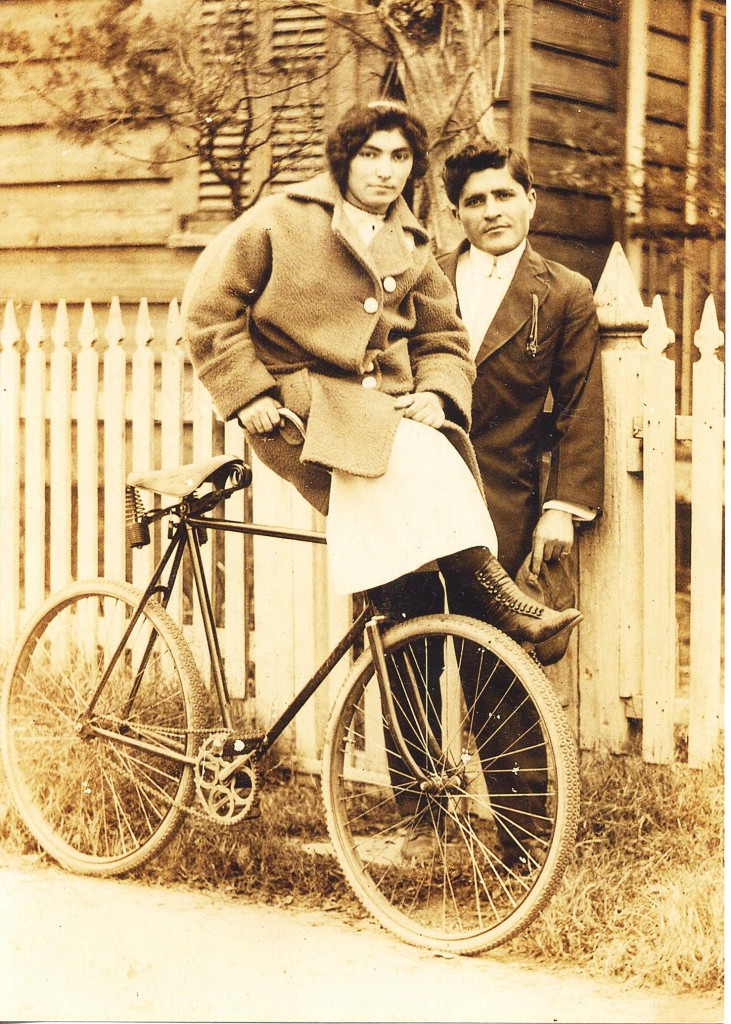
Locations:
508;0;533;154
0;301;21;647
76;301;100;582
579;243;649;754
24;303;47;618
688;297;724;768
622;0;649;283
640;296;676;764
682;0;703;417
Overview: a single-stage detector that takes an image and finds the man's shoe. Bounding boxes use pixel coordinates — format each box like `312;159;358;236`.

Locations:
500;836;547;873
399;825;438;864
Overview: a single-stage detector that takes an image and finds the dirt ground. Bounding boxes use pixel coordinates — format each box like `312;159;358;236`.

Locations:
0;856;722;1024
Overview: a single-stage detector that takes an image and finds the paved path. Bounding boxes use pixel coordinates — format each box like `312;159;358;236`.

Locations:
0;861;722;1023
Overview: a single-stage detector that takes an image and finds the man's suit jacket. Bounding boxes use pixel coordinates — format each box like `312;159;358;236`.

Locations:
438;240;604;576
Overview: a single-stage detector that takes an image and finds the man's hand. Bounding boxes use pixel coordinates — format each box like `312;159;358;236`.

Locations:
236;395;282;434
530;509;574;576
394;391;445;429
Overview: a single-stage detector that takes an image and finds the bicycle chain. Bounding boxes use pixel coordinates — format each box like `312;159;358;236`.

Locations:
96;714;261;827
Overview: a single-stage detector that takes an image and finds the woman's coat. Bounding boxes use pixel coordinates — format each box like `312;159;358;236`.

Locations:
183;172;482;515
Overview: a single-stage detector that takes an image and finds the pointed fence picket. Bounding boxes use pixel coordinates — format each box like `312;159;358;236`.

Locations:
0;244;724;767
688;297;725;768
24;303;47;615
580;243;724;767
77;302;99;582
0;302;21;645
640;296;678;764
0;295;349;763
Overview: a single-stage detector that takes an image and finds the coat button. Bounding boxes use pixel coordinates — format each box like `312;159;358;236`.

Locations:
383;276;396;293
363;297;379;314
363;359;375;373
361;376;377;389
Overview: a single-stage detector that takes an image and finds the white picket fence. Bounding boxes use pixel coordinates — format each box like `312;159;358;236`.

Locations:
579;243;724;768
0;243;724;767
0;295;351;769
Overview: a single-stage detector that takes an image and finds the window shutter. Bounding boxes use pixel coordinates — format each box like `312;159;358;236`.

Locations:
267;2;327;189
198;0;327;214
198;0;256;212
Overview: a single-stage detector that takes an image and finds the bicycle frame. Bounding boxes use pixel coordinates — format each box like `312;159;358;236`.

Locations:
84;482;445;784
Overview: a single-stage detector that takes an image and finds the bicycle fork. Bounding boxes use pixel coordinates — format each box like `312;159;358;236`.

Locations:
365;615;459;795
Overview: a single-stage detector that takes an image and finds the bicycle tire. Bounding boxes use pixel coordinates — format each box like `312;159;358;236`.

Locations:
1;579;209;875
322;613;580;954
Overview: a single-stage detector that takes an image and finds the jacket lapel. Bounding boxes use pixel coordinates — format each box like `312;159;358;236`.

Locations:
474;245;549;365
439;242;467;318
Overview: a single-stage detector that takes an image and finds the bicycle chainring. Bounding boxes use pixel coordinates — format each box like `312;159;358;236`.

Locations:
194;734;259;826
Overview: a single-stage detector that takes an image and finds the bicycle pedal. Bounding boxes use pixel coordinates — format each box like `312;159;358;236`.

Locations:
222;737;261;758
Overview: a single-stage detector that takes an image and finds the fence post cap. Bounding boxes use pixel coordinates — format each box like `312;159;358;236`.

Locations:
1;299;20;349
594;242;650;331
642;294;675;354
695;295;724;358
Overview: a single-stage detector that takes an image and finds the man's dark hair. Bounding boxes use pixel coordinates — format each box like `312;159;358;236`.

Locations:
326;100;429;198
442;141;534;206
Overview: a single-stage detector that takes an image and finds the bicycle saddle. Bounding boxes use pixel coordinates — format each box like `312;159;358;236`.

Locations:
127;455;246;497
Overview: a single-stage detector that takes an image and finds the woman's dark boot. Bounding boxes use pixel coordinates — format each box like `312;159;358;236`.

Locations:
438;547;582;647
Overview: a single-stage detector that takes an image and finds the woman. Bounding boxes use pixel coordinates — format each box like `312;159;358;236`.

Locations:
183;100;580;650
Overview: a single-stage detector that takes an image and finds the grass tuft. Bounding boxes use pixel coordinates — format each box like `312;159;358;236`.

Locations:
503;751;724;993
0;749;722;993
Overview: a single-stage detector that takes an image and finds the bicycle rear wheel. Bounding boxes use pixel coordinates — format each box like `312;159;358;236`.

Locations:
1;579;208;875
322;614;580;954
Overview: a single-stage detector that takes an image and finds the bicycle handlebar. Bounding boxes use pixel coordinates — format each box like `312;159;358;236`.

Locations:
277;407;307;446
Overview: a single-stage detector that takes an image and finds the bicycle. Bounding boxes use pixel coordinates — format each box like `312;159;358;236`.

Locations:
1;411;580;955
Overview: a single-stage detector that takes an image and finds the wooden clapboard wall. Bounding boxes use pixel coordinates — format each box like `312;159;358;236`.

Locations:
0;0;197;326
503;0;622;285
0;0;345;340
0;0;723;314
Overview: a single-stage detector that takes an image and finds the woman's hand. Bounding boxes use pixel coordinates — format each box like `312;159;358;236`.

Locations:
236;395;282;434
394;391;445;429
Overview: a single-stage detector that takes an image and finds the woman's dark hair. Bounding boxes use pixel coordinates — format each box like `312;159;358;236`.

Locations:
442;141;534;206
326;100;429;198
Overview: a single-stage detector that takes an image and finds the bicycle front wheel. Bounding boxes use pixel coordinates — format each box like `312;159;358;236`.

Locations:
322;614;580;954
1;580;209;875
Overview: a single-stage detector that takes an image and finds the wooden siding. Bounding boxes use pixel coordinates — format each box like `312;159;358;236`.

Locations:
0;0;186;315
0;0;722;312
0;249;198;310
632;0;726;414
515;0;622;282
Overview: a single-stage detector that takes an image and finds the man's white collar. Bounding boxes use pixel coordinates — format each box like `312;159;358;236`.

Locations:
467;239;527;277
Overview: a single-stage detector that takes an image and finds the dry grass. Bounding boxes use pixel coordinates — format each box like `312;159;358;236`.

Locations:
1;748;723;994
503;750;724;993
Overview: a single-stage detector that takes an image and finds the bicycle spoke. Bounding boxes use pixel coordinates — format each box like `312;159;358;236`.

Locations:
324;616;580;953
2;582;204;874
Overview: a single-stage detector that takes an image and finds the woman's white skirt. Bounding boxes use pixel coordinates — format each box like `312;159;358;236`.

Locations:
326;417;498;594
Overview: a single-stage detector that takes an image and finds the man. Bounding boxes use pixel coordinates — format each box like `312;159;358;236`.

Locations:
438;142;604;586
430;142;605;868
